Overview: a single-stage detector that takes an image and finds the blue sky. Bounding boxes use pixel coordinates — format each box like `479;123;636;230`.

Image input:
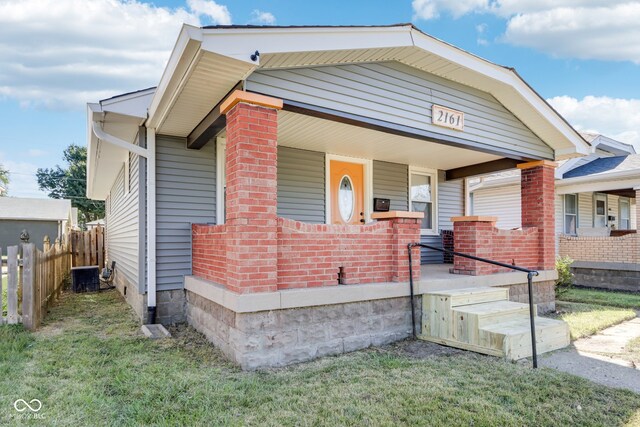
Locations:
1;0;639;198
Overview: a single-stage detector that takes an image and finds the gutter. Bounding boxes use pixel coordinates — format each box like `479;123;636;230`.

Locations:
558;168;640;186
90;121;157;324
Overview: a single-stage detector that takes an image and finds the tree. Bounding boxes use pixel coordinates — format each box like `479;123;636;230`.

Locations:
37;144;105;225
0;164;8;196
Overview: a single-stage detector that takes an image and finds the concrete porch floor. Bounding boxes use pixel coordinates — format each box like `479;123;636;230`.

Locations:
419;264;557;293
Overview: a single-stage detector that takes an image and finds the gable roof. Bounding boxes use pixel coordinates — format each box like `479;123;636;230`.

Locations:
563;155;640;179
0;197;72;221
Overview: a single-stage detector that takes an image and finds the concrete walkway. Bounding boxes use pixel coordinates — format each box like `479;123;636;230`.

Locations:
539;316;640;394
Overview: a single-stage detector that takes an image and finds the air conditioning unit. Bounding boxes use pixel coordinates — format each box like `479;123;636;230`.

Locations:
71;266;100;293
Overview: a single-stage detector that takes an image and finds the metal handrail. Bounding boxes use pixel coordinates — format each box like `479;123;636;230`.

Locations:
407;243;540;368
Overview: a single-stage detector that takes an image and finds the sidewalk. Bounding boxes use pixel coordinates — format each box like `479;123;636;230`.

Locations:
539;315;640;393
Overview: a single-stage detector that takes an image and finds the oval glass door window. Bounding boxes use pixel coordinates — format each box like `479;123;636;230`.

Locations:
338;175;354;222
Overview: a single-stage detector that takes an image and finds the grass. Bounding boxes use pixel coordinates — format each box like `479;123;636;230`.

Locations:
0;291;639;426
560;288;640;310
552;301;637;340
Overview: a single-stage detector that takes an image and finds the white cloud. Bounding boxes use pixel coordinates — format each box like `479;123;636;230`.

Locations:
504;3;640;63
27;149;47;157
411;0;640;63
0;153;47;198
475;23;489;46
249;9;276;25
548;95;640;147
0;0;232;110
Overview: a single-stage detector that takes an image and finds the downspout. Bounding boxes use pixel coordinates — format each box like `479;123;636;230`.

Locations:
91;120;156;323
146;128;157;324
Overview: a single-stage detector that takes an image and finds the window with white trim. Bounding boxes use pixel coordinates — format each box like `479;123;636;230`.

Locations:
563;194;577;235
409;169;437;234
216;139;226;224
619;197;631;230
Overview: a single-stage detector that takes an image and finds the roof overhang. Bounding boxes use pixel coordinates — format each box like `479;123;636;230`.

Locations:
146;24;590;160
87;88;154;200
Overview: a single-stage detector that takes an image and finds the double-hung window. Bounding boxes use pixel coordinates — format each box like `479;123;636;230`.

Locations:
409;168;437;234
564;194;577;235
619;198;631;230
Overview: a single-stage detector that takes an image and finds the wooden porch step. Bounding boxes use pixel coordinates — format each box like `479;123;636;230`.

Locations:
480;317;570;360
451;300;534;344
428;287;509;307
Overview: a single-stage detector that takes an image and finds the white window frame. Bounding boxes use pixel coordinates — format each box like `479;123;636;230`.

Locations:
593;193;608;228
563;193;578;235
124;155;130;196
325;154;373;225
216;137;226;225
619;197;631;230
409;166;438;235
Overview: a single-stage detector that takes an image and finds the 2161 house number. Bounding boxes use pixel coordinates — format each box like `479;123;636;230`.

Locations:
431;105;464;131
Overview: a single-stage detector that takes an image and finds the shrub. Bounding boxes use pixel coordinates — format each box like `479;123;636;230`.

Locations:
555;256;574;297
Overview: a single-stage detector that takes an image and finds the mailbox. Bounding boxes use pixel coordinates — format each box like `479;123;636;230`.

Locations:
373;198;390;212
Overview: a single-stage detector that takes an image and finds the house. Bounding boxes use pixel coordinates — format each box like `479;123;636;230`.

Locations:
470;133;640;291
86;24;590;369
0;197;75;248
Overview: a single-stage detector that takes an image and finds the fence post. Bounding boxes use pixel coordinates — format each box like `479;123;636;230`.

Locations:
22;243;37;330
7;246;19;324
43;235;51;252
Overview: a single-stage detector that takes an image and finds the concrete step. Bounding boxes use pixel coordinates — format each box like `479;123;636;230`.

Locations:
480;317;570;360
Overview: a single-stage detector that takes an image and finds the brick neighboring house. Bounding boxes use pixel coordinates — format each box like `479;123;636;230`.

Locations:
86;24;590;369
470;133;640;291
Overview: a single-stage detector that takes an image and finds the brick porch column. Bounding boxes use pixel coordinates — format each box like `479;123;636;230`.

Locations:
451;216;498;275
220;90;283;293
518;160;556;271
372;212;423;282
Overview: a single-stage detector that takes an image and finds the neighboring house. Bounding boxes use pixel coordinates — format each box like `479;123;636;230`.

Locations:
85;218;105;230
0;197;75;248
470;133;640;291
86;24;589;368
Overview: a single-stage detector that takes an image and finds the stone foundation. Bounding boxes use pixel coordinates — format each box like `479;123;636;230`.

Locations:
113;270;146;321
156;290;186;325
501;280;556;313
571;262;640;292
186;290;421;370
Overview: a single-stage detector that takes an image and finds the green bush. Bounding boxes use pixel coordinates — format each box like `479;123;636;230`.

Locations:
555;256;574;297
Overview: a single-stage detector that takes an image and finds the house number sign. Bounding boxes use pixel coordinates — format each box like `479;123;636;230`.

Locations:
432;105;464;131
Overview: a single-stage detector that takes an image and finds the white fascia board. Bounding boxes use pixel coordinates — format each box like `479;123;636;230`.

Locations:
200;25;414;62
557;178;640;195
147;24;203;129
86;103;102;199
469;175;520;192
594;135;636;155
101;88;155;119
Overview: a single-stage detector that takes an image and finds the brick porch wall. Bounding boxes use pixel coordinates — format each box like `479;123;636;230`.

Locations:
192;224;227;286
559;234;639;264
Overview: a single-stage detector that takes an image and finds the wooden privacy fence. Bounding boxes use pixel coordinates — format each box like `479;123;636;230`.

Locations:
1;237;71;330
70;225;105;269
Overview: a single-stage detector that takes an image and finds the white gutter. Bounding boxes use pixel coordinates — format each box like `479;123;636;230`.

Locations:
146;128;157;320
90;120;157;322
558;168;640;186
91;122;148;158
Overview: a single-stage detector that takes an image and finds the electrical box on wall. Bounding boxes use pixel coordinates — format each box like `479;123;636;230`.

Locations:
373;198;390;212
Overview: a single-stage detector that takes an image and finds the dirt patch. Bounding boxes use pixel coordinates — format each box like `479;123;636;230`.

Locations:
382;339;472;359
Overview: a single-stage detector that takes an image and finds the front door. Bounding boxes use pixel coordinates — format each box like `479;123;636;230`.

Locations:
594;193;607;228
330;160;364;225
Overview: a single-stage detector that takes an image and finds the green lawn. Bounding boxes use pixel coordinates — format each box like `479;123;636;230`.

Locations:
1;291;639;426
552;301;637;340
560;288;640;310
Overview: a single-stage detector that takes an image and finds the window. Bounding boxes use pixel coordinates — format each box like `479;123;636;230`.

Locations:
564;194;577;235
216;138;226;224
409;169;437;234
594;193;607;228
619;198;631;230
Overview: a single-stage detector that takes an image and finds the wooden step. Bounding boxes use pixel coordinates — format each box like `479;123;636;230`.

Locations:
422;287;509;340
480;317;570;360
451;300;534;345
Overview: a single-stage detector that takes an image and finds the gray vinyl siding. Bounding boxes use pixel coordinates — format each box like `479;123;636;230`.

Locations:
156;135;216;291
105;152;139;288
420;234;444;264
438;176;464;230
373;161;408;211
246;61;553;160
578;193;593;228
277;147;325;223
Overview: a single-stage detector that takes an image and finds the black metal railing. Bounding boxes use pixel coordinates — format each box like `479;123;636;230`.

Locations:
407;243;540;368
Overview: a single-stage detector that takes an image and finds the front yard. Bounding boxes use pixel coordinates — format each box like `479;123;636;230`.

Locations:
1;290;639;426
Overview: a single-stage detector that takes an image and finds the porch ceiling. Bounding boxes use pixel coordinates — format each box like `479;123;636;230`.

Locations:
276;111;501;170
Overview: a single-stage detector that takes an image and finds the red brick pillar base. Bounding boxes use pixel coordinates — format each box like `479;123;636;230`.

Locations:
518;161;556;271
451;216;498;275
372;212;422;282
221;90;283;294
